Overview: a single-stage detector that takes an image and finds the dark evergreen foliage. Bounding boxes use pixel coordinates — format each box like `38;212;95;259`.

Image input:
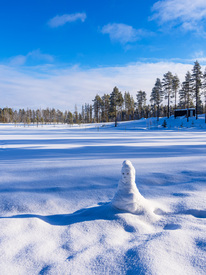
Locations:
136;90;147;119
179;71;193;122
150;78;163;121
109;86;124;126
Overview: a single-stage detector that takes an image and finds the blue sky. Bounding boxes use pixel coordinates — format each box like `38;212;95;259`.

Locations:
1;0;206;110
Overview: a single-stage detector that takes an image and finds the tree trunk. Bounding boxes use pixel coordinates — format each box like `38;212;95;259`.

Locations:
196;86;198;120
115;117;118;127
167;95;170;118
205;98;206;123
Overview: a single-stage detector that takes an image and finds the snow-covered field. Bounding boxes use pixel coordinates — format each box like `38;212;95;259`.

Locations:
0;116;206;274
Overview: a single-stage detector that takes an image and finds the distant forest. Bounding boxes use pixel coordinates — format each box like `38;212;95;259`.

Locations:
1;61;206;125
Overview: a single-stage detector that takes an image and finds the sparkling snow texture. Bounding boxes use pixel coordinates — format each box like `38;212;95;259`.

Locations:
0;116;206;274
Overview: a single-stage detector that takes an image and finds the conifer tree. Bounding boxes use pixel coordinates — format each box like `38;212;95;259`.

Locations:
109;86;123;126
74;105;78;124
81;105;85;123
93;94;102;123
84;104;89;123
150;78;163;121
124;92;135;120
192;61;202;119
180;71;193;122
172;74;180;111
66;111;73;124
136;90;146;119
162;71;174;118
202;68;206;123
89;104;93;123
101;94;110;122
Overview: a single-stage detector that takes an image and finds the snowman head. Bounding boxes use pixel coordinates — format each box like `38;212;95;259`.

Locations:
121;160;135;184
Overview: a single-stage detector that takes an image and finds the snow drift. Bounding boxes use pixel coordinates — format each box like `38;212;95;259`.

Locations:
0;121;206;274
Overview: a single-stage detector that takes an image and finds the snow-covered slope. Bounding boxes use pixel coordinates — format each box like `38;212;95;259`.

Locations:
0;118;206;274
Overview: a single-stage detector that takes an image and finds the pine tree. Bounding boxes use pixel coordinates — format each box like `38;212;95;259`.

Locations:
109;87;123;126
124;92;135;120
192;61;202;119
93;94;102;123
74;105;78;124
172;74;180;111
66;111;73;124
202;68;206;123
81;105;85;123
84;104;89;123
179;86;187;109
150;78;163;121
136;90;146;119
78;113;82;124
89;104;93;123
162;71;174;118
56;109;64;123
101;94;110;122
180;71;193;122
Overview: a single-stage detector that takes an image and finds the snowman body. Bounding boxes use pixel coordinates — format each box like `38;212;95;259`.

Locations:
112;160;148;214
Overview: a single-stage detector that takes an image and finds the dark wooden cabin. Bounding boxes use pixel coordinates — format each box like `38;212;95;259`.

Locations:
174;108;195;118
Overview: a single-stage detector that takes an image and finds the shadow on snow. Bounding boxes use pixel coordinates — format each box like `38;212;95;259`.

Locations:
0;203;127;226
1;144;206;161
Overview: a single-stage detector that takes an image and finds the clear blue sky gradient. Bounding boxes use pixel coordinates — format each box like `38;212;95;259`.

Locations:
1;0;205;67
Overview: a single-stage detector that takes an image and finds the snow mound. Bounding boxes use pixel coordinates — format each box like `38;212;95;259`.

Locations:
111;160;157;220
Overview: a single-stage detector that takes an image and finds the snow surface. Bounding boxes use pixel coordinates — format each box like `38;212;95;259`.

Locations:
0;115;206;274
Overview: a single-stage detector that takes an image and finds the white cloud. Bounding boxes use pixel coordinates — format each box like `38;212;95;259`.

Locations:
48;13;86;28
10;55;27;66
9;50;54;66
101;23;150;44
191;51;206;63
151;0;206;33
28;50;54;63
0;61;202;111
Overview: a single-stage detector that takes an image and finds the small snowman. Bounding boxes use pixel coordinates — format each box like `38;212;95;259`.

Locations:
112;160;153;216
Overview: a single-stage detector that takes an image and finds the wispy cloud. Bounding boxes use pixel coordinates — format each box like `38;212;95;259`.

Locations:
101;23;151;44
48;13;86;28
191;50;206;62
151;0;206;34
9;50;54;66
0;61;200;111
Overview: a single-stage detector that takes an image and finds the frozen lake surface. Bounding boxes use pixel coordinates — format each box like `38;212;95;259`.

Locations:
0;118;206;274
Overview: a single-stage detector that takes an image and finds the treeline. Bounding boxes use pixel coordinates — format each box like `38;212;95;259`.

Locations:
0;108;76;125
1;61;206;125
